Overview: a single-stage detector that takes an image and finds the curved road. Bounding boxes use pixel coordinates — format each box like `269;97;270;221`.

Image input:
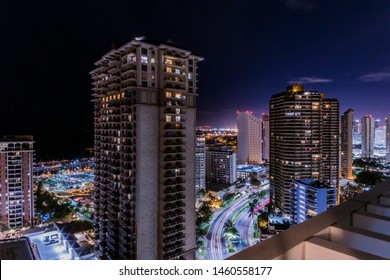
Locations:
205;192;269;260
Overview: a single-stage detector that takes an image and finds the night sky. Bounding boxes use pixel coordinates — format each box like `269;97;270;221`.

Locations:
1;0;389;160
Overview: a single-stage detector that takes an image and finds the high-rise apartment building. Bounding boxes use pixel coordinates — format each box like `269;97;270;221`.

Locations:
270;85;340;214
0;136;34;230
290;179;336;225
237;111;262;165
91;37;203;260
195;130;206;199
361;115;374;158
341;109;354;179
262;113;270;161
386;114;390;162
374;126;386;146
206;146;237;185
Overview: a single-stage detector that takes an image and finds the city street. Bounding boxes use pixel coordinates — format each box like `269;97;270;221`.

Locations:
204;188;269;260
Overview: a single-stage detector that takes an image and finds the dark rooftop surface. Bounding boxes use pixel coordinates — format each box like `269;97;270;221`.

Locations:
0;238;34;260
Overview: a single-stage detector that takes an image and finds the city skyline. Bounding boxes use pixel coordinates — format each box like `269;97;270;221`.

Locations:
1;1;390;160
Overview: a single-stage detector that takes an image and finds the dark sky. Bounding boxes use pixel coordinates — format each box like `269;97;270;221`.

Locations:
1;0;390;159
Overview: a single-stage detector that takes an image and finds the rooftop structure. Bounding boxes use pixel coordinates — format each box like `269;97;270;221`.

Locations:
0;237;35;260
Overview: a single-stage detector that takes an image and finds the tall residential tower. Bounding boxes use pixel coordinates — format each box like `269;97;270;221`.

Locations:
237;111;262;165
270;85;340;214
0;136;34;230
195;130;206;199
91;37;203;260
341;109;354;179
361;115;374;158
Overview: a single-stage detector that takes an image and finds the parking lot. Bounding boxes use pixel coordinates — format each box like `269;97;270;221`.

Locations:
25;230;71;260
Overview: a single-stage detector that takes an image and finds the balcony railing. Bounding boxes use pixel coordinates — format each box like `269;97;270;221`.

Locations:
228;180;390;260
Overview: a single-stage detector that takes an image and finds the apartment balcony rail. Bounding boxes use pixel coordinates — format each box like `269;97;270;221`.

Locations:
229;180;390;260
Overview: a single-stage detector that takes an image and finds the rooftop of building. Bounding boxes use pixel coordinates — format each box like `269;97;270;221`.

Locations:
55;221;94;258
293;178;334;189
0;135;34;142
93;36;203;68
55;220;92;235
237;164;266;173
0;238;35;260
228;180;390;260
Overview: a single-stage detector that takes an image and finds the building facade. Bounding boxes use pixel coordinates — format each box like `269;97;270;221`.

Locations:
237;111;262;165
270;85;340;214
206;146;237;185
386;114;390;162
0;136;34;230
195;130;206;198
262;113;270;161
361;115;374;158
341;109;354;179
374;126;386;146
290;179;336;225
91;37;203;260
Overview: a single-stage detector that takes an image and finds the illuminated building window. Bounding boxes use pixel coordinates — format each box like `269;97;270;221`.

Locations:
165;59;173;65
166;92;172;98
175;69;180;74
175;93;181;99
166;67;173;73
176;116;181;122
150;58;155;64
176;108;180;114
141;56;148;64
188;73;192;79
166;116;172;122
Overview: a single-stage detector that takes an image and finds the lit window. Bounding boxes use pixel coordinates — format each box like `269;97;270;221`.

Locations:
166;67;173;73
175;69;181;74
166;92;172;98
141;56;148;64
150;58;155;64
175;93;181;99
176;116;181;122
166;59;173;65
166;116;172;122
176;108;180;114
188;73;192;79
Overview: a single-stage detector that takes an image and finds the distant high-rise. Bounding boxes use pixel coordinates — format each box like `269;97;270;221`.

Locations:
206;146;237;185
195;130;206;198
386;114;390;162
91;37;203;260
262;113;270;161
352;119;361;134
341;109;354;179
237;111;262;165
0;136;34;230
361;115;375;158
374;126;386;146
270;85;340;214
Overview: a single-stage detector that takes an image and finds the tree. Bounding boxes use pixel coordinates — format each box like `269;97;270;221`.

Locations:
355;170;383;185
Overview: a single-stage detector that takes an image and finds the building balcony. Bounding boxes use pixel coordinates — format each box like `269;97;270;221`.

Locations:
163;209;185;219
229;180;390;260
